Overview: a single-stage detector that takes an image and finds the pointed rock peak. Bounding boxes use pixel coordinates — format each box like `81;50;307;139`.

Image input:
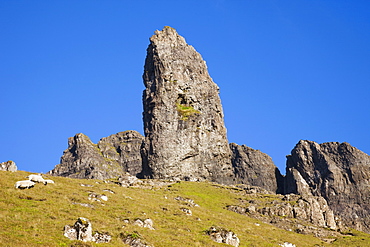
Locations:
142;27;233;183
150;26;186;45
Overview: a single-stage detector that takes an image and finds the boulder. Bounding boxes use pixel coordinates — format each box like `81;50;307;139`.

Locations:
64;217;111;243
140;26;234;184
0;160;17;172
206;226;239;247
64;217;93;242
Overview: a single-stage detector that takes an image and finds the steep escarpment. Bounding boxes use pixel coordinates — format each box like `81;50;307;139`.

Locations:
285;140;370;232
230;143;283;193
141;26;234;183
49;131;143;179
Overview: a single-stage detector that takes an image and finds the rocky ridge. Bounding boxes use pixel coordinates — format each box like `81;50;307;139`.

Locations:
49;131;143;179
284;140;370;233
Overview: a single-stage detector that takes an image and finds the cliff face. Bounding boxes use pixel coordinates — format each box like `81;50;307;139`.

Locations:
230;143;284;193
141;27;233;183
98;131;144;177
49;131;143;179
285;140;370;232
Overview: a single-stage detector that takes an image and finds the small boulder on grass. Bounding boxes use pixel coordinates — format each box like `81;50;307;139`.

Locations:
64;217;111;243
121;232;152;247
206;226;240;247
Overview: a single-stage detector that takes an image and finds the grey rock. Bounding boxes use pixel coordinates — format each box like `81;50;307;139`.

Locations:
0;160;17;172
141;26;234;184
64;217;93;242
49;131;143;180
98;130;144;176
206;226;240;247
230;143;284;193
122;232;152;247
93;231;112;243
228;193;342;238
118;172;143;187
284;140;370;232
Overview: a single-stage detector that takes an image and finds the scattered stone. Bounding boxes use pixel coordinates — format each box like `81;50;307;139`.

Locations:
71;202;94;208
80;184;94;187
174;196;199;207
121;232;152;247
180;208;192;216
103;189;115;194
0;160;17;172
88;192;108;202
227;193;343;239
118;173;143;187
279;243;296;247
132;218;155;230
206;226;240;247
93;231;112;243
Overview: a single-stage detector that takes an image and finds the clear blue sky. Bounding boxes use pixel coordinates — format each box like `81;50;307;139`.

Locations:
1;1;369;174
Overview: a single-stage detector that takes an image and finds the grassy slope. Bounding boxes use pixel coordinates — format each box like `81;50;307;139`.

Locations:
1;171;369;247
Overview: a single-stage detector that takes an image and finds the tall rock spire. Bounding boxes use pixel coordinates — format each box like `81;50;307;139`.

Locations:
141;26;234;183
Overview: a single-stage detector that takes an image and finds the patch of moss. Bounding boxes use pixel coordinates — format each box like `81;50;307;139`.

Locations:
176;103;201;121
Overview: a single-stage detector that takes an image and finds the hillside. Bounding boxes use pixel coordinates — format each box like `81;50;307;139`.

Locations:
1;171;370;246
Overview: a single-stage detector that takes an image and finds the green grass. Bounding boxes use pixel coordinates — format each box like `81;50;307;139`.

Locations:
1;171;370;246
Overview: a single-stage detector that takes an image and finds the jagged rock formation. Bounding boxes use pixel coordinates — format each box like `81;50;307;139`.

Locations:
141;26;233;183
98;131;144;176
228;185;344;240
284;140;370;233
0;160;17;172
230;143;284;193
49;131;143;179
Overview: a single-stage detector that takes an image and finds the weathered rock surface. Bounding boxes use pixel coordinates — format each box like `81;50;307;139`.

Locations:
206;226;240;247
49;131;143;179
141;26;233;184
98;130;144;176
230;143;284;193
64;217;111;243
228;186;343;239
0;160;17;172
285;140;370;233
121;232;152;247
64;217;94;242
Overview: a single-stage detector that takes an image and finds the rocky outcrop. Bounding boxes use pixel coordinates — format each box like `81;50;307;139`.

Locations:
0;160;17;172
230;143;284;193
49;131;143;179
98;130;144;176
285;140;370;233
64;217;111;243
228;186;343;239
141;26;233;184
